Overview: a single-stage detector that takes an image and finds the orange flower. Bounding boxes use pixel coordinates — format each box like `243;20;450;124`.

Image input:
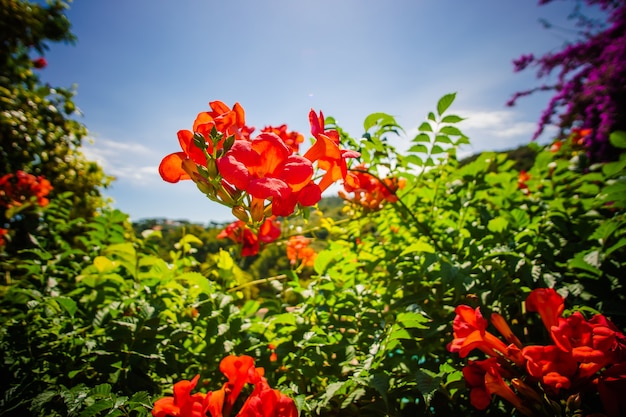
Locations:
304;109;360;192
517;170;530;191
151;375;206;417
261;125;304;153
447;305;510;359
286;235;317;267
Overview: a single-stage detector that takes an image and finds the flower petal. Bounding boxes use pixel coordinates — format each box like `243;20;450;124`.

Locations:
159;152;190;183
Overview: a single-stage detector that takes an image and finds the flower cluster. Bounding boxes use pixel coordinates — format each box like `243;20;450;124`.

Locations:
151;355;297;417
0;170;53;209
508;0;626;161
285;235;316;267
159;101;360;255
339;164;405;211
448;288;626;417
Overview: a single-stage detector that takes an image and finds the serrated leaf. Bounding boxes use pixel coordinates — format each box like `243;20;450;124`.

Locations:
437;93;456;116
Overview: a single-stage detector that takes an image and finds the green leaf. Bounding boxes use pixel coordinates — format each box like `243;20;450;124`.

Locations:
54;296;77;318
408;144;428;154
609;131;626;149
436;93;456;116
412;133;431;143
439;125;463;136
487;217;509;233
363;112;396;132
418;122;433;132
396;311;430;329
400;240;435;255
441;114;464;123
427;111;436;121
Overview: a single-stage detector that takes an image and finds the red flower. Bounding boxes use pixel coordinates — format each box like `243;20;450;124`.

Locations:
598;363;626;417
463;358;531;415
261;125;304;153
32;57;47;68
218;133;320;220
447;305;510;359
0;171;53;209
151;375;206;417
340;164;405;210
303;110;360;192
217;221;260;256
218;217;281;257
153;355;298;417
0;228;8;247
525;288;565;333
522;345;578;392
159;101;252;184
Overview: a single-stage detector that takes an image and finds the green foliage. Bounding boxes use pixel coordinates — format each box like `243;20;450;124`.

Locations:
1;87;625;416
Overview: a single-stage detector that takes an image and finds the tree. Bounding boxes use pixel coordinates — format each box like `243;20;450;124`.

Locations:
0;0;111;252
508;0;626;161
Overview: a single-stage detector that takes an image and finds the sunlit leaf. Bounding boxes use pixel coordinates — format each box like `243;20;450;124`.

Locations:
436;93;456;116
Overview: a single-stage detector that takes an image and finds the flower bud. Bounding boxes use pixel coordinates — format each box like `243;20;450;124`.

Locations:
193;132;207;150
206;157;218;178
232;206;249;223
223;135;235;153
196;181;215;198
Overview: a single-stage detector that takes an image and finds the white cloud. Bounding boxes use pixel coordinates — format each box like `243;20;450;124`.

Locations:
81;138;161;185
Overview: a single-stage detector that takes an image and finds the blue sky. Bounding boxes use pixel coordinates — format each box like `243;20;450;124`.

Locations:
39;0;586;224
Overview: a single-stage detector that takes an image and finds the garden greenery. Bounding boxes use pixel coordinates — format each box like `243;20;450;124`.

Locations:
1;1;626;417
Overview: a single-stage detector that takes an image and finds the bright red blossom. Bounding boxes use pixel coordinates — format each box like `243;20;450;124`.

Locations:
217;217;281;257
218;133;320;220
159;101;252;184
152;375;206;417
525;288;565;332
152;355;297;417
304;109;360;192
447;305;511;359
